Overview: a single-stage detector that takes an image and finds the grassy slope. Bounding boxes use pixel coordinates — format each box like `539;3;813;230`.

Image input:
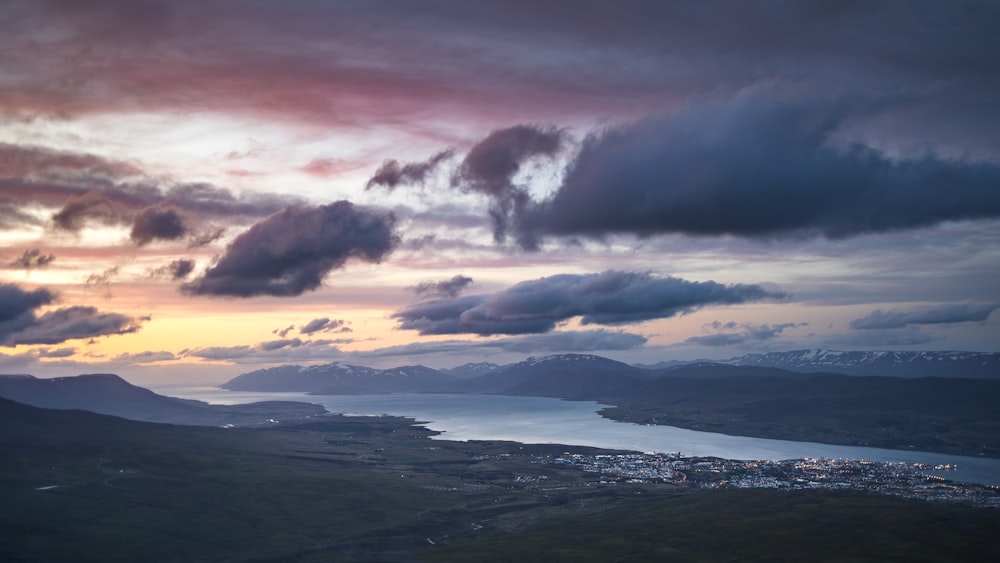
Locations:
0;399;459;562
432;488;1000;563
2;397;998;562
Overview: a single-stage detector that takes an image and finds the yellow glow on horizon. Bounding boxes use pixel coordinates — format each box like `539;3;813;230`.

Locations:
78;306;416;362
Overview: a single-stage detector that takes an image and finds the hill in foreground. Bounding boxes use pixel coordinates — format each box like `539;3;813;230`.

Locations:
0;373;324;426
2;397;998;562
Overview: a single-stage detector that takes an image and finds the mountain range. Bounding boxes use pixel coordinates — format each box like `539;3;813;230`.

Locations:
220;362;456;394
223;349;1000;396
220;351;1000;457
4;349;999;458
674;349;1000;378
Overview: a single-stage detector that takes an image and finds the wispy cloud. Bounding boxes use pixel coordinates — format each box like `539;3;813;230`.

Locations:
366;149;454;191
686;321;806;347
354;329;647;360
7;249;55;270
851;303;999;330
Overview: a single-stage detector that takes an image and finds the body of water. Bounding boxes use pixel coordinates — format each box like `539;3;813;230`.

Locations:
157;387;1000;486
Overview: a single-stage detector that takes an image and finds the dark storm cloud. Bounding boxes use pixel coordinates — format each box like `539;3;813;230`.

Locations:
393;295;495;335
130;205;187;245
686;321;806;347
850;303;1000;330
3;306;143;345
0;283;144;346
411;275;473;299
511;98;1000;246
0;284;56;321
182;201;399;297
8;248;55;270
451;125;565;244
393;270;784;336
366;149;454;190
453;126;565;196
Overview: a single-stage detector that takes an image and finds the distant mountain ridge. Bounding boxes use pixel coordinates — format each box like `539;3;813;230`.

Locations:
223;354;809;400
222;362;458;394
442;362;503;379
714;349;1000;378
223;349;1000;397
456;354;645;399
218;352;1000;457
5;348;999;458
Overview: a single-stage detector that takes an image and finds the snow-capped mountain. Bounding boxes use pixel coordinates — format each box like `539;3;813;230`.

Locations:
459;354;644;398
441;362;503;379
222;362;456;393
716;349;1000;378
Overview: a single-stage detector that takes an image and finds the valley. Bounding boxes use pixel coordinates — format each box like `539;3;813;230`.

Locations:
2;397;997;562
221;352;1000;459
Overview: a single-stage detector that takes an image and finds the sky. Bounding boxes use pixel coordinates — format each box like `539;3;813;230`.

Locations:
1;0;999;385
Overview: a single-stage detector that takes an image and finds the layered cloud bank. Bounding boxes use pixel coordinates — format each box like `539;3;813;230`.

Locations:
0;1;998;377
0;284;143;346
394;270;784;336
422;101;1000;249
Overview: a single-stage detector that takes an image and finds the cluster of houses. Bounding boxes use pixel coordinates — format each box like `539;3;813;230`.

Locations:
533;452;999;507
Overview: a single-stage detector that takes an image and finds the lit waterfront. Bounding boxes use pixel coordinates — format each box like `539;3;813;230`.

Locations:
533;452;999;507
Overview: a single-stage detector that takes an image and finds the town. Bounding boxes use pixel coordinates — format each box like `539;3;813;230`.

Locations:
526;452;1000;508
